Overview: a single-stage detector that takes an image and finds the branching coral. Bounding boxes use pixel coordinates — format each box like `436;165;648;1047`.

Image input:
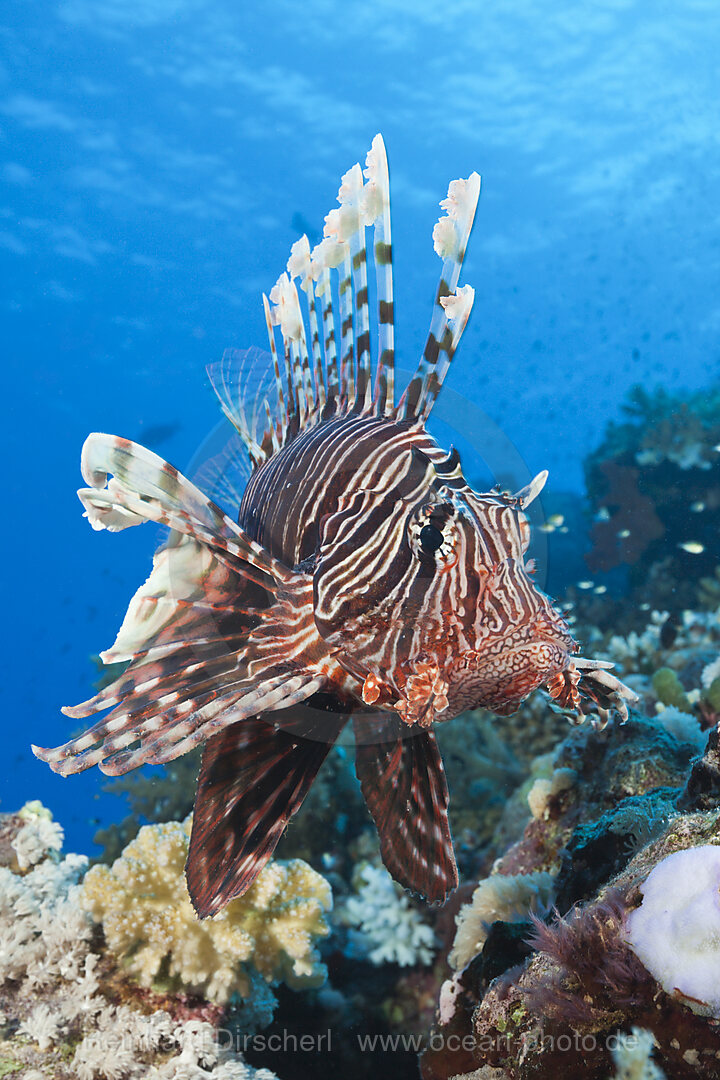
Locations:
11;800;64;871
82;818;332;1004
0;805;281;1080
337;863;435;967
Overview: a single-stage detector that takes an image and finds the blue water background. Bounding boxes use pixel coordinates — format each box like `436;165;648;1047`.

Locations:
2;1;719;852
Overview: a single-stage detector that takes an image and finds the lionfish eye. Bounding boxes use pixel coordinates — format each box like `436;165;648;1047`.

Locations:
419;524;444;553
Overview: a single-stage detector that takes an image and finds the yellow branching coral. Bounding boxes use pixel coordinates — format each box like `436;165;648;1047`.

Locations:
81;818;332;1004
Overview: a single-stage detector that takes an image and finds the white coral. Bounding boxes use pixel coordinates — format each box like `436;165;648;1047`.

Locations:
12;801;64;870
701;655;720;689
652;705;706;753
18;1002;63;1050
0;851;90;987
624;844;720;1017
338;864;435;967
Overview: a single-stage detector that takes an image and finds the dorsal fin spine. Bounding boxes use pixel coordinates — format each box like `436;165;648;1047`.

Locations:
365;136;395;416
399;172;481;421
316;266;339;406
246;139;480;459
262;292;289;443
338;163;372;411
338;250;355;410
287;236;325;412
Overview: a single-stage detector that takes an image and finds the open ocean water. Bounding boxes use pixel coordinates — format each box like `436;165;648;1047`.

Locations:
2;0;719;851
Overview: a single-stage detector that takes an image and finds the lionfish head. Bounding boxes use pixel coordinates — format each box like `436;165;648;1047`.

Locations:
312;439;575;728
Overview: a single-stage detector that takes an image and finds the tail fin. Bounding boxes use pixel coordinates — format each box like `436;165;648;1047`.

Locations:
187;711;346;917
353;714;458;904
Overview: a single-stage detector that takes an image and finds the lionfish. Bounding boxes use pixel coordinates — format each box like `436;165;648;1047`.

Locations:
34;136;636;916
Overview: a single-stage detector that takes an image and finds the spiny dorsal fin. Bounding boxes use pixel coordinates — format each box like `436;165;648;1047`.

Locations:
400;172;481;421
288;235;326;412
365;135;395;415
224;138;481;460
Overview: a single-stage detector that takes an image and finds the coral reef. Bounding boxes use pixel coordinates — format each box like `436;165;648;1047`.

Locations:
421;703;720;1080
0;805;285;1079
581;383;720;614
83;818;332;1004
449;871;555;972
337;863;436;968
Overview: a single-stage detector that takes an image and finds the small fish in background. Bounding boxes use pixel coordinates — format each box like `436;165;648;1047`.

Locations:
659;611;681;650
678;541;705;554
134;421;182;449
690;501;705;513
33;137;637;917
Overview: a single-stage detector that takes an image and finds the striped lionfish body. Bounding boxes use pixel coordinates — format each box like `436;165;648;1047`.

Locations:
34;137;637;915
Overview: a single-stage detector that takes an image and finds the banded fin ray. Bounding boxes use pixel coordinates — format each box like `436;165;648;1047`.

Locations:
208;135;479;467
401;172;481;421
33;436;334;777
35;580;329;775
187;711;346;918
353;714;458;903
77;433;289;587
206;347;277;468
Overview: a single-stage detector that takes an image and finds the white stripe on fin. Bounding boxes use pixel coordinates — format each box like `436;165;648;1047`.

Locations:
399;172;481;421
364;135;395;415
214;137;481;459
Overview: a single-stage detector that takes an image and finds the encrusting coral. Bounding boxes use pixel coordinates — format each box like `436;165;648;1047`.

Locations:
82;817;333;1004
623;844;720;1017
448;870;556;972
420;705;720;1080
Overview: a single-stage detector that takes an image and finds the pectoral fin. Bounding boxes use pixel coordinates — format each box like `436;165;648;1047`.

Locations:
187;710;346;917
353;713;458;903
